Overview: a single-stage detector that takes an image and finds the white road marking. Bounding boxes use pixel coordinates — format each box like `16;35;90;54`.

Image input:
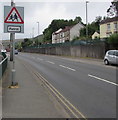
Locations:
59;65;76;71
88;74;118;86
46;61;55;64
37;58;43;61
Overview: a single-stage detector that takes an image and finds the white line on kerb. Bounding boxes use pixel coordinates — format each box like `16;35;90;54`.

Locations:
46;61;55;64
37;58;43;61
88;74;118;86
59;65;76;71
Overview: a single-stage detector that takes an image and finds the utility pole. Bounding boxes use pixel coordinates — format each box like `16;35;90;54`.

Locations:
86;1;88;37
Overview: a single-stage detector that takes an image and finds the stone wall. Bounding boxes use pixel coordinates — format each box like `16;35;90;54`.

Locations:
24;43;106;59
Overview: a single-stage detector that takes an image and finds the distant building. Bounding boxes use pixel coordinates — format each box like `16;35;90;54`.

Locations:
100;16;118;38
2;39;24;50
52;23;84;44
92;31;100;39
2;40;10;51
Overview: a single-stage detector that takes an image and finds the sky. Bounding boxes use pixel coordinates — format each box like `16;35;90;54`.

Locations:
0;0;113;40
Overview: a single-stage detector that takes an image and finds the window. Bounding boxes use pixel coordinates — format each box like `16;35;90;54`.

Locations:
114;23;118;30
107;24;110;31
115;51;118;57
108;51;114;55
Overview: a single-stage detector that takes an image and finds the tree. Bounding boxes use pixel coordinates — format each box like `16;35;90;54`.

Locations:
108;33;118;44
74;16;82;24
80;16;102;39
43;16;83;43
21;38;33;48
107;0;118;17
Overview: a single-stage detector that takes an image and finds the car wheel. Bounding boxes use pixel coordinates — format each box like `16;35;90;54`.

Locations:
104;59;109;65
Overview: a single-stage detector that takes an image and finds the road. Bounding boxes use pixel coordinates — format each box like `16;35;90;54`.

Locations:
17;52;117;118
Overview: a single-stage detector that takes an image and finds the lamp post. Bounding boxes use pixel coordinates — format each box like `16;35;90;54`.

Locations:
37;22;39;35
32;27;34;38
37;22;39;46
86;1;89;38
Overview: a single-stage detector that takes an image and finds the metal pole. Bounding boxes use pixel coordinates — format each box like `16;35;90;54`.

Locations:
10;0;15;61
37;22;39;46
37;22;39;35
10;0;17;87
86;1;89;38
11;33;16;86
10;34;13;61
32;27;34;38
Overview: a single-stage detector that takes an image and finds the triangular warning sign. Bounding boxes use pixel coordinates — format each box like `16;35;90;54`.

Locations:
4;7;24;24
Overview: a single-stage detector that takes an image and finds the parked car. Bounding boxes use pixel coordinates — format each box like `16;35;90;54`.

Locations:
104;50;118;65
1;49;7;58
14;49;18;54
0;52;4;62
1;49;7;53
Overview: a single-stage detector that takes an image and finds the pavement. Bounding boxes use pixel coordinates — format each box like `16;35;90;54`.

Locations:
2;56;69;118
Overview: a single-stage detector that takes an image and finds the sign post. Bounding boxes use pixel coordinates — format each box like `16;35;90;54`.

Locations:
4;0;24;87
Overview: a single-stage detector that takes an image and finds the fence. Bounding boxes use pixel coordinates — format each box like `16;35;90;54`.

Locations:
0;57;8;80
27;39;105;49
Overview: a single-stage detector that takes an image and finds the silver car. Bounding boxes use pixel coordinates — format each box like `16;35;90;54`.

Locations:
104;50;118;65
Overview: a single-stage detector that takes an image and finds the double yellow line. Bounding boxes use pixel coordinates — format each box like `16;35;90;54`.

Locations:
20;58;87;120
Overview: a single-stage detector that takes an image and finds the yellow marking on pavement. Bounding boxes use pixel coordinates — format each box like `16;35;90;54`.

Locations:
8;85;19;89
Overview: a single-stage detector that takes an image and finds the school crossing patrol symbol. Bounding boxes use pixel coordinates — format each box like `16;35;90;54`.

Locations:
4;6;24;33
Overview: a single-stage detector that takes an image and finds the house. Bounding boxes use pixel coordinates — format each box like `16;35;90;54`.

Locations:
92;31;100;39
52;28;62;44
52;23;84;44
100;16;118;38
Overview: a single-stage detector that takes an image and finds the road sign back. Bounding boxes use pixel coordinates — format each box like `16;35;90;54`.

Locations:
4;7;24;24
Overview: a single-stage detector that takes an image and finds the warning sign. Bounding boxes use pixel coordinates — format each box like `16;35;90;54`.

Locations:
4;7;24;24
4;6;24;33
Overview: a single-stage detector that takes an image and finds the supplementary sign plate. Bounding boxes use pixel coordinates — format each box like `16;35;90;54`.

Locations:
7;26;21;32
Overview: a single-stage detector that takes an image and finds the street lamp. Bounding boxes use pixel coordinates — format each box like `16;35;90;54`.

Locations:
32;27;34;38
86;1;89;38
37;22;39;36
37;22;40;46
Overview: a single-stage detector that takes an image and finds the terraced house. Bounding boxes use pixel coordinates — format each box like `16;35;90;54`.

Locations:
52;22;84;44
100;16;118;38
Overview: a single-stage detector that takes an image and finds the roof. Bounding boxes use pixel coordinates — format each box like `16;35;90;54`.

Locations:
100;16;118;25
53;22;84;35
61;25;74;32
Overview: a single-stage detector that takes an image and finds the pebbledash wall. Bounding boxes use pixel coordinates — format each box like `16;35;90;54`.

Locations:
24;42;108;59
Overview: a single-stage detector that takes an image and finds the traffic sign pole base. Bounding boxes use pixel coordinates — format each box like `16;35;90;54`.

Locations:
8;82;19;89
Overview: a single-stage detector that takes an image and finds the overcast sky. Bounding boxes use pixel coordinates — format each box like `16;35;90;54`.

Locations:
0;0;113;40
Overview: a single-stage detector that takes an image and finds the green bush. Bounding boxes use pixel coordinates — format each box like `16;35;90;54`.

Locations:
108;34;118;44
